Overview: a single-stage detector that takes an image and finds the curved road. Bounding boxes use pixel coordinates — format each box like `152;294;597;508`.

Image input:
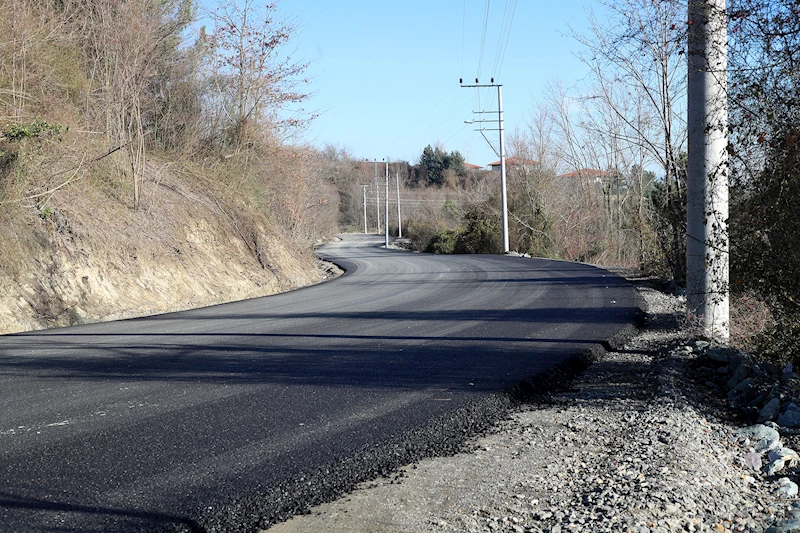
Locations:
0;235;640;532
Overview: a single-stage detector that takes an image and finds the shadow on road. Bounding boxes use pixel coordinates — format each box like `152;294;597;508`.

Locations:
0;305;640;390
0;491;203;533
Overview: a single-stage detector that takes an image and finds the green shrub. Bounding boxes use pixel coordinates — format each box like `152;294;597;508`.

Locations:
38;206;54;221
4;117;68;142
404;220;437;252
453;210;502;254
424;229;460;254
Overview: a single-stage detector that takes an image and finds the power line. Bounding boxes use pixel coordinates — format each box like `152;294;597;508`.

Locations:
386;85;461;151
461;0;467;76
491;0;513;77
477;0;491;80
495;0;518;78
396;91;475;153
438;121;473;149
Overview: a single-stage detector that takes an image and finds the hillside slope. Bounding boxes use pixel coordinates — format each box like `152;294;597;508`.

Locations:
0;159;321;334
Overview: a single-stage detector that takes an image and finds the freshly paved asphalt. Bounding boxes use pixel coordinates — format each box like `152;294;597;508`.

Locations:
0;234;641;532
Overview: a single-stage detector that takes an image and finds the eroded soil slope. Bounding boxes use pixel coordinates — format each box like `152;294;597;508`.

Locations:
0;162;321;334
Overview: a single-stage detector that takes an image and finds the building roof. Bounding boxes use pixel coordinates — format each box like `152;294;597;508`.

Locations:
558;168;608;179
487;157;539;167
464;163;483;170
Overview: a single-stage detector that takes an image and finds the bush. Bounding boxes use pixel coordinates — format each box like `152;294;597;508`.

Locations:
453;210;501;254
424;229;460;254
752;314;800;368
404;220;438;252
4;117;67;142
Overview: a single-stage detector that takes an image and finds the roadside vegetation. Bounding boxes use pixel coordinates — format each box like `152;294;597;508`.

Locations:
0;0;342;253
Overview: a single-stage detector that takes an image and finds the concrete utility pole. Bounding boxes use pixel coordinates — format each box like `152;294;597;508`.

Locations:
687;0;729;341
460;78;510;253
373;160;381;234
385;161;390;248
361;185;369;234
497;84;510;254
396;172;402;239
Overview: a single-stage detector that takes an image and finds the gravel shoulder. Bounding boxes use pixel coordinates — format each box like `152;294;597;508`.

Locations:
266;278;798;533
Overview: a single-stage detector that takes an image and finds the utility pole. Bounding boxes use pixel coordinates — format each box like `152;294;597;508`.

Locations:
687;0;729;341
616;173;621;264
373;159;381;234
497;84;509;254
460;78;509;253
385;161;390;248
361;185;369;234
396;172;402;239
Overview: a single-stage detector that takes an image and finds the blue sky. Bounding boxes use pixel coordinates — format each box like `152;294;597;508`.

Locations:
266;1;604;166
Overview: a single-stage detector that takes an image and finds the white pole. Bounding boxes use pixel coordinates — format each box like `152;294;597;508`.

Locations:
362;185;368;234
687;0;729;341
374;160;381;234
385;161;390;248
396;172;402;239
498;85;510;254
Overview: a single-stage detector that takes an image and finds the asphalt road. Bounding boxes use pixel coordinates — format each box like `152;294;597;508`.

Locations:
0;234;640;532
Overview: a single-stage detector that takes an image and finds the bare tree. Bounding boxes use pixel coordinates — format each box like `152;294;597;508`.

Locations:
207;0;310;149
0;0;81;119
84;0;190;209
577;78;658;266
572;0;687;279
541;81;619;263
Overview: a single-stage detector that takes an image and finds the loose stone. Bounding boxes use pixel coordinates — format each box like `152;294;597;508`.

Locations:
760;398;782;424
779;404;800;428
775;478;799;498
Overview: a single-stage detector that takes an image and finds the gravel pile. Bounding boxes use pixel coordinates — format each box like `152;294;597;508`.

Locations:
267;281;800;533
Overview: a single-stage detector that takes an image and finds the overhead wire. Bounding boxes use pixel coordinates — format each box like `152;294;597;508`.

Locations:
476;0;491;112
385;85;459;152
386;0;512;167
436;121;473;150
494;0;518;79
477;0;491;80
395;90;474;154
461;0;466;77
490;0;513;78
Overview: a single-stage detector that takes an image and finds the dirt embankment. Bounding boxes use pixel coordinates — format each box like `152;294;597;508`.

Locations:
0;161;321;334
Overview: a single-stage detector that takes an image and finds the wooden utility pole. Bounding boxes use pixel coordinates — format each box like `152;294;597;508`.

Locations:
687;0;729;340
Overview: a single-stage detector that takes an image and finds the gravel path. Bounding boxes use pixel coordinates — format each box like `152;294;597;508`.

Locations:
266;281;798;533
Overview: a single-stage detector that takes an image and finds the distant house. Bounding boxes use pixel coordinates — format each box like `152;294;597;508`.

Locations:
558;168;607;184
487;157;539;172
464;163;483;171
